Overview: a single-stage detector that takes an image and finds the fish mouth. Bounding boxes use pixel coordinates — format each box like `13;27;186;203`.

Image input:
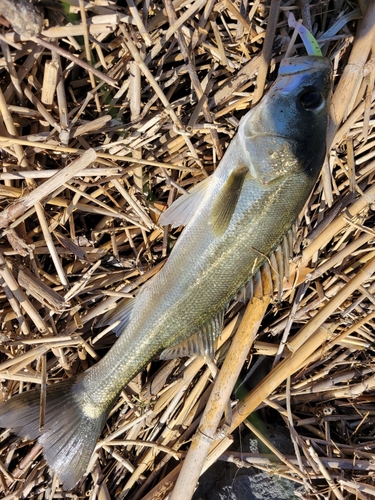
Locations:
241;132;300;144
278;56;332;76
247;133;295;139
270;56;332;97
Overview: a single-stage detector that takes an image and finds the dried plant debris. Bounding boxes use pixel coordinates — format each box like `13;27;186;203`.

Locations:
0;0;373;499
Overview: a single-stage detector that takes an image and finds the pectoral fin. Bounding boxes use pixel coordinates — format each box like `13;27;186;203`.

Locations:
159;176;211;227
160;311;224;360
210;166;248;236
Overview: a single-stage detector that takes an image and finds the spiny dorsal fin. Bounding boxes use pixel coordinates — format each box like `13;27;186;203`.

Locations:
210;166;248;236
159;176;212;227
160;311;224;360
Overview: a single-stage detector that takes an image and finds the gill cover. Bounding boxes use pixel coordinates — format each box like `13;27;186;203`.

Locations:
239;56;332;184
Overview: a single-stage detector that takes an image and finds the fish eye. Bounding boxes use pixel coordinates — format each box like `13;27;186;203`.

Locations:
299;89;324;111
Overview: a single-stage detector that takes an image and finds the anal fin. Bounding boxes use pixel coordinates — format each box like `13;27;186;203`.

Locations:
160;311;224;360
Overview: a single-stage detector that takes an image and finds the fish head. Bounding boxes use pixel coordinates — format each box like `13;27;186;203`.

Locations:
239;56;332;184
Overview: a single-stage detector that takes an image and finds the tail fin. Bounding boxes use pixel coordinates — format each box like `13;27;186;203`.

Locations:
0;378;108;490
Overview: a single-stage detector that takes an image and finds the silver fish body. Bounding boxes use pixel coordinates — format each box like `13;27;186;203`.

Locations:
0;56;332;489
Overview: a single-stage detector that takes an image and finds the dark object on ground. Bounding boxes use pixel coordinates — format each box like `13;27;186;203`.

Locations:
0;0;43;38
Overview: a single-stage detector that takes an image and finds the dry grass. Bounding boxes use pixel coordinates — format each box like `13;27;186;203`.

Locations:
0;0;374;499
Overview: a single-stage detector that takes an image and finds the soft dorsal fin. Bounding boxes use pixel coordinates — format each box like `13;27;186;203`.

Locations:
160;311;224;360
210;166;248;236
159;176;212;227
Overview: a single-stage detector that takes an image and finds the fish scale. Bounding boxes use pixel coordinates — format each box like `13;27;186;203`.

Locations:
0;55;332;490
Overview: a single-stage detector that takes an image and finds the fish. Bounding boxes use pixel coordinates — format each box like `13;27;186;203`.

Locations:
0;55;332;490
